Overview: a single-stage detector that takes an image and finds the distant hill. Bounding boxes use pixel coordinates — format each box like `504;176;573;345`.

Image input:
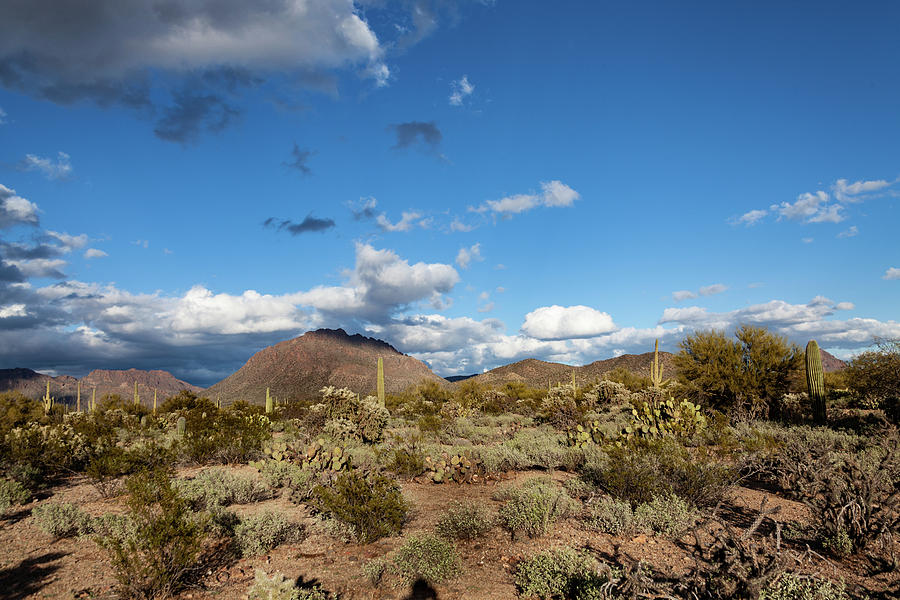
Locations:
819;349;846;373
205;328;447;405
469;352;678;389
0;367;201;406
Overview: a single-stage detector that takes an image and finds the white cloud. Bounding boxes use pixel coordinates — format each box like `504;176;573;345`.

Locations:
84;248;108;259
0;304;27;318
456;243;483;269
449;75;474;106
19;152;73;180
449;218;476;232
478;302;495;313
699;283;728;296
471;180;580;216
521;305;617;340
0;106;6;124
376;211;427;232
732;209;768;226
0;184;40;228
47;231;88;251
835;302;855;310
832;178;891;203
672;290;697;302
770;190;845;224
884;267;900;281
837;226;858;239
7;258;67;278
132;239;149;248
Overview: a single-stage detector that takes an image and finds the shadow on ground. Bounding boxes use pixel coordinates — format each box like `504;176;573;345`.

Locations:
0;552;67;600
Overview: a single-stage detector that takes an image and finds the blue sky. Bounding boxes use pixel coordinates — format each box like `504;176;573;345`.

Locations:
0;0;898;386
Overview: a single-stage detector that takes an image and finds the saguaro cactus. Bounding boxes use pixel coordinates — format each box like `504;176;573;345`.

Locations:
176;416;186;436
650;339;663;388
133;381;140;406
377;357;385;406
806;340;827;424
90;388;96;412
42;381;53;415
266;387;273;414
153;389;158;414
76;381;81;412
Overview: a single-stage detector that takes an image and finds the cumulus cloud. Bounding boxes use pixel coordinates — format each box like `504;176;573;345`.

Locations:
449;218;476;232
349;197;378;221
284;143;314;175
884;267;900;281
672;283;727;302
0;106;6;124
449;75;474;106
84;248;107;259
771;190;844;224
0;184;40;228
0;1;398;141
376;211;427;232
263;214;335;235
46;231;88;251
699;283;728;296
832;178;891;203
521;305;617;340
470;180;580;217
456;243;483;269
672;290;697;302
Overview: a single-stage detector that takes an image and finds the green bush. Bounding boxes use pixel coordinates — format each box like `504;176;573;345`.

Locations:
312;471;408;543
514;547;617;600
759;574;850;600
633;493;698;537
362;557;388;586
844;339;900;410
178;408;271;464
177;468;271;511
0;478;31;515
234;511;304;557
96;468;205;599
435;501;493;540
498;478;577;539
84;444;134;498
582;496;634;535
255;459;313;492
0;391;45;435
32;502;93;537
392;534;461;584
248;569;300;600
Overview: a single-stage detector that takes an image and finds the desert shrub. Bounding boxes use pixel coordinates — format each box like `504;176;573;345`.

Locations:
759;574;850;600
4;421;94;488
674;325;800;417
505;428;571;471
159;391;216;414
247;570;333;600
583;379;631;407
312;471;408;543
582;496;634;535
477;444;529;473
0;391;45;434
581;439;735;508
392;534;461;584
435;501;493;540
416;414;445;434
844;339;900;409
96;468;205;600
0;478;30;515
514;546;617;600
498;478;577;539
634;493;698;537
32;502;93;537
563;477;592;499
383;435;427;479
234;511;304;557
92;513;138;544
179;409;270;464
603;367;653;392
84;444;134;498
177;468;271;511
256;459;312;492
363;557;388;586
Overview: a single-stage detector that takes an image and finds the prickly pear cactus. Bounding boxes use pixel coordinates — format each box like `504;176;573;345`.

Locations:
299;439;351;473
622;396;706;440
424;452;484;484
566;421;604;447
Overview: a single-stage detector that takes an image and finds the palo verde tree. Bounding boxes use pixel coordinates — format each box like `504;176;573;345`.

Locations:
674;324;801;417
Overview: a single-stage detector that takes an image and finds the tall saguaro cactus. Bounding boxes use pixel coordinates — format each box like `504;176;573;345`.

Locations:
133;381;140;406
42;380;54;415
266;387;273;414
153;389;158;414
377;357;385;406
76;381;82;412
806;340;827;424
90;388;96;412
650;339;664;388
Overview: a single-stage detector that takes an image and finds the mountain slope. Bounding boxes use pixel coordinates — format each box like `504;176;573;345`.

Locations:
205;328;446;404
0;367;201;404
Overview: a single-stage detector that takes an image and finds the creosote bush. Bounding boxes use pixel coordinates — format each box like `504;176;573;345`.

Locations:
0;478;30;515
177;467;271;511
582;496;634;535
392;534;461;584
32;502;93;537
96;468;205;600
234;511;304;557
312;471;407;543
435;500;493;540
514;546;618;600
633;493;698;537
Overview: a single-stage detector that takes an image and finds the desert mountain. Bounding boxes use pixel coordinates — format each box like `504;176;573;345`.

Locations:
819;349;846;373
205;328;447;405
0;367;201;405
469;352;679;389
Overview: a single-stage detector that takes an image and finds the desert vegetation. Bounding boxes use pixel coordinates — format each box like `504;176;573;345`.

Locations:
1;326;898;599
